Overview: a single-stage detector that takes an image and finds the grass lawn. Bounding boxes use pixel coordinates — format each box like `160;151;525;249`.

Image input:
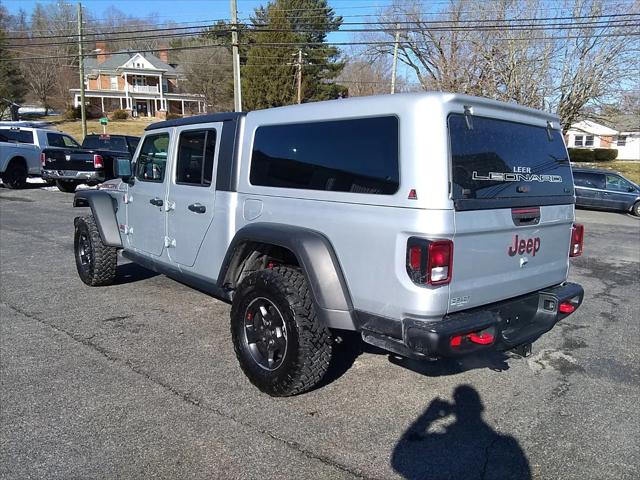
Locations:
575;161;640;184
38;115;156;139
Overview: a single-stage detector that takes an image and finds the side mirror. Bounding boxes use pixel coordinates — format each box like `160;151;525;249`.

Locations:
628;186;636;193
114;157;133;184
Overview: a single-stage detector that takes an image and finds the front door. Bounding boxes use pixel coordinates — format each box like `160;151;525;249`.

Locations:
603;174;638;210
127;131;171;256
166;123;222;267
136;101;148;117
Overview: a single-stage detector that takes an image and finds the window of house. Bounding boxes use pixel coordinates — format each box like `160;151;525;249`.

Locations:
616;135;627;146
176;129;217;186
135;133;170;182
585;135;594;147
574;135;583;147
110;76;118;90
250;116;400;195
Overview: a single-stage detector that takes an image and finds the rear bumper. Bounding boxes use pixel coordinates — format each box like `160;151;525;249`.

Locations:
361;282;584;359
42;169;104;183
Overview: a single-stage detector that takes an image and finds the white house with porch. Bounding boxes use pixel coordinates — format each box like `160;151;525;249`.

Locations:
565;120;640;161
70;44;205;119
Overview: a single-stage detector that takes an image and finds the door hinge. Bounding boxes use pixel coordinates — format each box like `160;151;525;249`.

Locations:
164;201;176;212
164;236;176;248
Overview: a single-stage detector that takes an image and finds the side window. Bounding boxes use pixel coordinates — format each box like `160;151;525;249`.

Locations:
250;116;399;195
62;135;80;148
584;135;594;147
606;175;633;192
586;173;605;189
573;173;589;187
574;135;583;147
3;129;34;144
176;129;217;186
135;133;170;182
47;133;65;148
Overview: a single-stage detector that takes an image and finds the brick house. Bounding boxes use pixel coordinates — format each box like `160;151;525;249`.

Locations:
70;43;205;119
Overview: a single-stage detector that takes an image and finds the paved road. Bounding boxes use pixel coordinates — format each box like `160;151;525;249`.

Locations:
1;186;638;480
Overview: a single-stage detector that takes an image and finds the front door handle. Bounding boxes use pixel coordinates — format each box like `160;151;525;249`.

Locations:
188;203;206;214
150;197;163;206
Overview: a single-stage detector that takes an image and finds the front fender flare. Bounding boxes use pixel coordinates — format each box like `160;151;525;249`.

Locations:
73;190;122;247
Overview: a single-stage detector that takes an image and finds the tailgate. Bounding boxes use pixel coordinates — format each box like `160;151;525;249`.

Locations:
449;205;573;313
446;112;576;313
43;148;97;171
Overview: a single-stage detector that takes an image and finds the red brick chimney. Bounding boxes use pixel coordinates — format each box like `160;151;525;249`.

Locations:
96;42;110;64
158;46;169;64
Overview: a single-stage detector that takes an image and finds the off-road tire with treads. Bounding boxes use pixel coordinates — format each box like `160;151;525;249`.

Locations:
230;266;332;396
1;160;27;189
74;215;117;286
56;180;78;193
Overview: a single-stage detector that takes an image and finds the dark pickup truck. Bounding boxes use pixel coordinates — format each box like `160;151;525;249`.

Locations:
42;134;140;192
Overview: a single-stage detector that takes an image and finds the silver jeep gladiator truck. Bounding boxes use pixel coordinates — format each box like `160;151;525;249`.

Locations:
72;93;584;396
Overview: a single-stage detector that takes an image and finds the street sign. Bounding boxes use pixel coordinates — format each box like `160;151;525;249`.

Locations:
99;117;108;125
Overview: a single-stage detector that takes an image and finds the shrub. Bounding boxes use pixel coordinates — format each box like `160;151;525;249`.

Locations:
568;148;595;162
63;106;81;120
165;112;182;120
594;148;618;162
111;109;128;120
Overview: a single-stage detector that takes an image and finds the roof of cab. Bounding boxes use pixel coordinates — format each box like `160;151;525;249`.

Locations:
146;112;246;131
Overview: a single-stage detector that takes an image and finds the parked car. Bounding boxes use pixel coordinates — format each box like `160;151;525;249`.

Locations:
41;133;140;192
71;93;584;396
0;126;80;189
572;167;640;216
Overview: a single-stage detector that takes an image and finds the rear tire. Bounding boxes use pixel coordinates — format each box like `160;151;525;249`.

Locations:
632;202;640;217
230;266;332;396
56;180;78;193
74;215;117;286
1;160;27;189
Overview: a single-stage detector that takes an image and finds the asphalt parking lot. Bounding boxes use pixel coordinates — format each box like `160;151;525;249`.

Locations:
1;185;638;480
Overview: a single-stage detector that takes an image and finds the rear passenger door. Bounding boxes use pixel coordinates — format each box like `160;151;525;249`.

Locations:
573;172;605;207
166;123;221;267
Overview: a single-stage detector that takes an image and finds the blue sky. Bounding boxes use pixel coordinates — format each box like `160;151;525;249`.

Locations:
2;0;399;26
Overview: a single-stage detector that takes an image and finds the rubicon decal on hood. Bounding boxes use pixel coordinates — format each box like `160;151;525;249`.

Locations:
472;166;562;183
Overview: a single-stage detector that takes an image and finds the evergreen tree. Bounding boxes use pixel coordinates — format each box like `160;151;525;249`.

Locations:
242;0;346;110
0;9;26;118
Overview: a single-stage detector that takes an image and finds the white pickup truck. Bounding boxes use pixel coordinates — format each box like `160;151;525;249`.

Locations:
0;125;80;189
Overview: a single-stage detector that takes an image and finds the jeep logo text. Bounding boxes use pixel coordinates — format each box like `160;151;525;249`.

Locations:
508;235;541;257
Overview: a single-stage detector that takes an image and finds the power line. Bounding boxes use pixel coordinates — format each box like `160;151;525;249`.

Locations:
6;11;640;41
7;17;640;49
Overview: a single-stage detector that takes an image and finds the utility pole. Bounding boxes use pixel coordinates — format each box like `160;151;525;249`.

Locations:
390;27;400;95
77;2;87;138
230;0;242;112
296;49;303;104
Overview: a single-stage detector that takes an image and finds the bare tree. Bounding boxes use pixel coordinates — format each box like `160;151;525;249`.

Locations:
366;0;639;130
177;45;234;112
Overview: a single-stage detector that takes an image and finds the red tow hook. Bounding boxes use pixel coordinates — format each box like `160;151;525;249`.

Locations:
450;329;495;347
559;301;576;314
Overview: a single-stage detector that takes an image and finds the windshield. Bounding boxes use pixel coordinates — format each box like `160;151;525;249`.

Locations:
82;135;128;152
449;114;573;209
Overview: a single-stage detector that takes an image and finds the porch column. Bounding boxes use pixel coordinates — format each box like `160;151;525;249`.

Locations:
181;100;185;115
74;95;79;107
119;97;123;109
124;72;130;109
159;73;165;110
101;96;105;114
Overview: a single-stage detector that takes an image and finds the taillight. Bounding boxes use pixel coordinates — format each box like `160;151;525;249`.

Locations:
570;223;584;257
93;154;104;169
40;152;46;167
406;238;453;286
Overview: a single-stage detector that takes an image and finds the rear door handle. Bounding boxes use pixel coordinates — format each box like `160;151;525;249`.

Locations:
188;203;206;214
149;197;163;206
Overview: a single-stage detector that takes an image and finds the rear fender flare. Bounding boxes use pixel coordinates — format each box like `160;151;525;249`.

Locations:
73;190;122;247
219;223;355;330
